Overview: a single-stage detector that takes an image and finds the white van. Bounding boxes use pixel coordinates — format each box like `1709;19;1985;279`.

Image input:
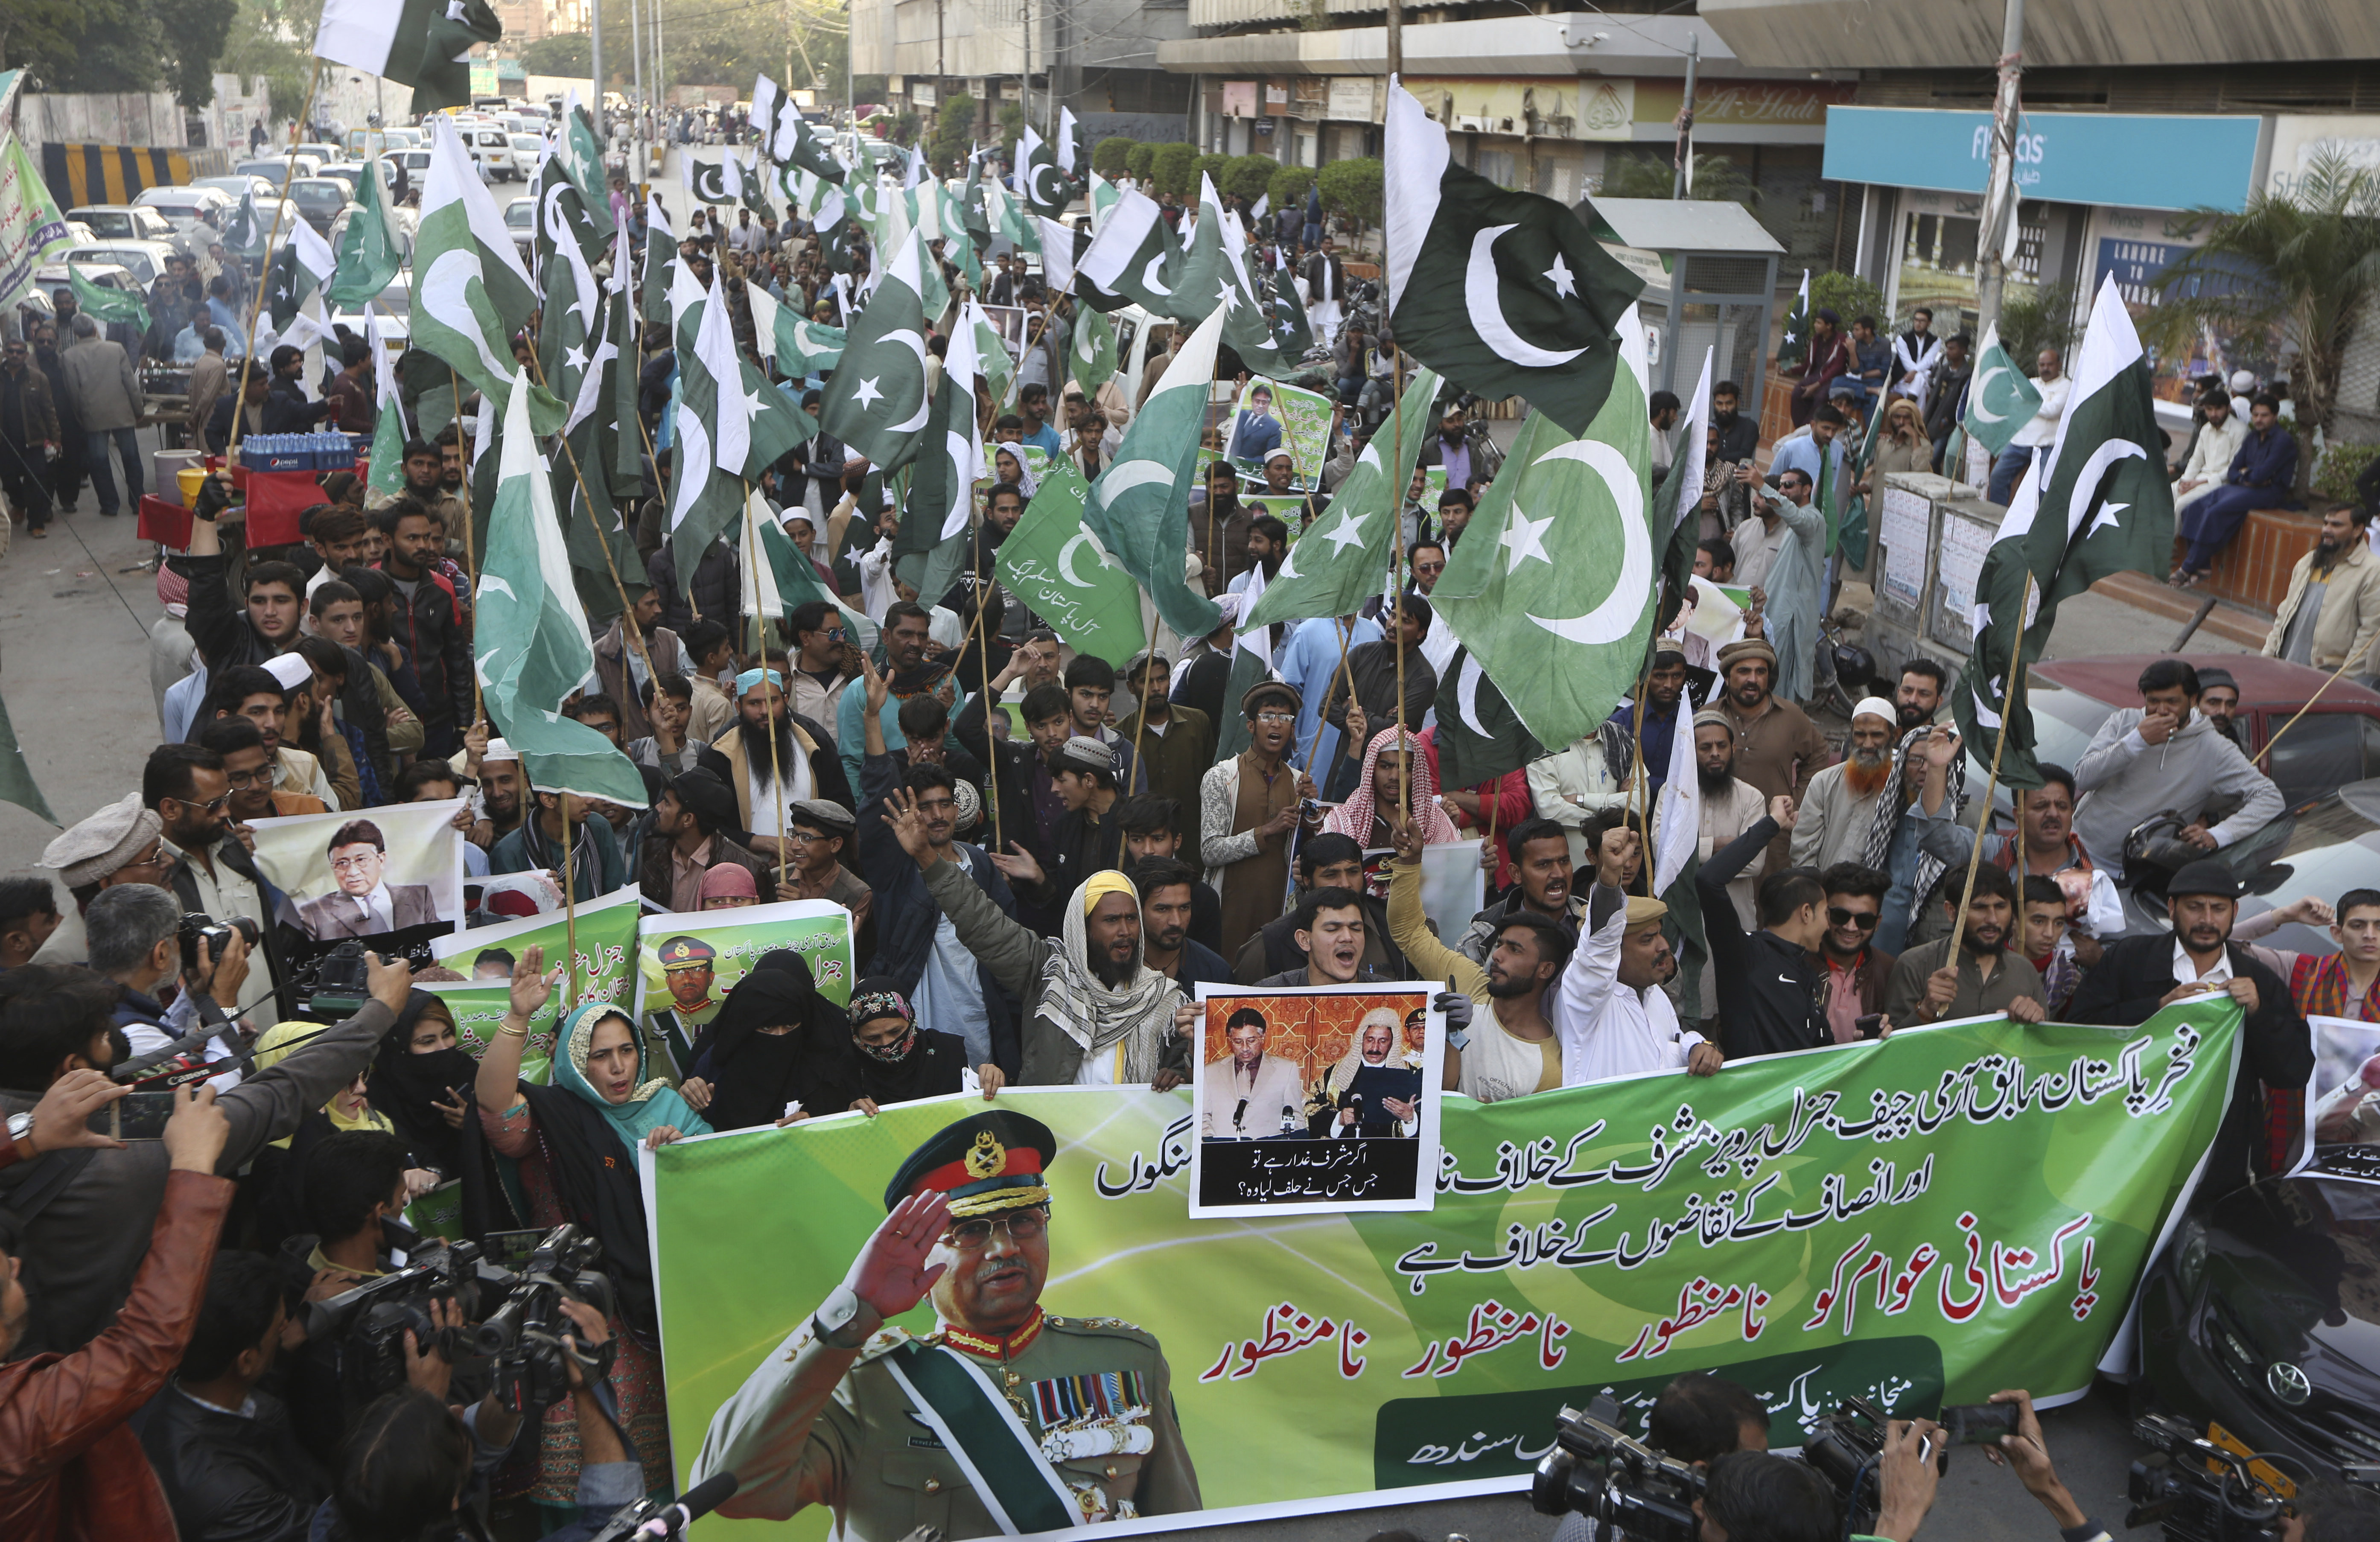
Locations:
464;125;519;181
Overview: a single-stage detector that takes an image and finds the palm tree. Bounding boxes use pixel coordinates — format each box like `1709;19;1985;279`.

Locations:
2148;151;2380;460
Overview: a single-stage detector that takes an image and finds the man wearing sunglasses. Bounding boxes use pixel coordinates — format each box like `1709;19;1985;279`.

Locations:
1816;863;1896;1043
144;743;292;1019
696;1109;1202;1536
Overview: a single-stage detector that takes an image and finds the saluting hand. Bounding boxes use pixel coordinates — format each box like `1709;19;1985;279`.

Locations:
846;1190;954;1324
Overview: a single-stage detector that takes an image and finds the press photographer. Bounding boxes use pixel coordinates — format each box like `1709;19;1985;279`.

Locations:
84;884;260;1092
0;951;412;1356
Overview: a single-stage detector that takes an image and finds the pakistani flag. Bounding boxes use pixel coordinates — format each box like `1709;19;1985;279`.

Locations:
1038;217;1085;294
687;154;738;207
1018;127;1070;218
753;487;878;650
772;100;842;184
1657;347;1714;605
985;176;1037;254
1963;321;2044;459
557;104;614;240
960;156;992;246
1267;265;1313;358
910;298;989;545
1382;78;1642;435
665;265;811;589
413;116;559;427
0;690;56;825
366;312;409;499
69;265;147;332
1431;647;1547;789
1088;172;1119;230
220;188;270;262
1953;275;2176;790
1432;306;1657;750
327;152;404;308
996;458;1146;666
1070;306;1117;396
1210;563;1275;763
817;231;933;474
1075;188;1180;315
473;364;648;808
1244;364;1441;630
972;302;1015;408
1776;268;1811;367
264;219;335;332
1173;174;1290;377
314;0;499;116
1084;303;1227;643
639;193;675;335
532;146;609;423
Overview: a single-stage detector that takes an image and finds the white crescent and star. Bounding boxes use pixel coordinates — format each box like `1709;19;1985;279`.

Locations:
1523;439;1652;646
881;327;932;433
1465;224;1588;370
1972;364;2010;421
1499;508;1555;572
1456;653;1492;739
1319;509;1369;553
853;377;883;407
1056;528;1124;587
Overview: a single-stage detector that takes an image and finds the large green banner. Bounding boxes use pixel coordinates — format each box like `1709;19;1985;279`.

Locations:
424;887;643;1084
651;1003;2240;1536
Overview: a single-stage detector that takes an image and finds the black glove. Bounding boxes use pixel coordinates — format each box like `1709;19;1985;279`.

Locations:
193;472;234;522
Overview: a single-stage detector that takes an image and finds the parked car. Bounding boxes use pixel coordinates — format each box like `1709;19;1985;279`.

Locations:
64;204;175;242
233;154;323;191
504;196;536;261
460;125;519;181
191;174;279;202
35;260;140;305
508;134;546;178
131;185;235;238
289;177;358;236
63;240;181;288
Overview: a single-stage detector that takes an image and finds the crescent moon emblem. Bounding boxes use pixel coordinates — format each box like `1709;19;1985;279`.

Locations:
421;248;512;382
882;328;932;433
1056;529;1108;589
541;185;599;330
938;429;978;540
1100;459;1175;505
2062;439;2147;541
1456;653;1491;738
1972;365;2010;422
1465;224;1588;370
1525;440;1652;646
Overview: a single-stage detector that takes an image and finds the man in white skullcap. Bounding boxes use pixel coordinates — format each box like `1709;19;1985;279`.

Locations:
1789;698;1906;871
259;650;342;809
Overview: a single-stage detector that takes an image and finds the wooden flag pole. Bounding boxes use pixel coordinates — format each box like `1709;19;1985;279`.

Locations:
557;793;579;1013
2254;651;2364;767
521;350;659;718
970;554;1003;855
1946;571;2034;965
227;64;322;463
742;480;793;894
1630;667;1653;893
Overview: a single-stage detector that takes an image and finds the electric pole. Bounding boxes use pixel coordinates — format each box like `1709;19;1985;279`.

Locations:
1974;0;2025;338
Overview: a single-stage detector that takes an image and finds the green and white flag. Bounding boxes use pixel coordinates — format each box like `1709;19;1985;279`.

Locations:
817;231;933;474
984;175;1036;254
1953;276;2176;790
685;154;739;207
366;311;409;499
972;302;1015;408
1266;264;1313;359
0;689;56;825
1018;126;1069;218
1088;171;1118;231
1432;305;1657;750
1776;267;1811;368
1430;645;1546;789
0;133;71;309
1173;174;1291;377
1244;364;1441;630
1085;302;1226;643
1070;306;1116;396
219;188;269;262
327;152;405;308
770;99;843;185
911;297;989;544
314;0;499;114
264;218;335;332
1962;321;2044;459
1075;187;1180;315
531;145;610;424
1382;78;1642;435
639;193;675;334
68;265;147;332
746;484;877;650
557;104;612;236
474;364;648;807
414;116;559;428
996;458;1146;666
665;265;811;589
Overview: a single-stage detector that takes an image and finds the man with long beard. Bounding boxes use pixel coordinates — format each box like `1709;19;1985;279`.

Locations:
1882;864;2046;1027
1789;699;1899;870
2263;502;2380;677
697;667;855;864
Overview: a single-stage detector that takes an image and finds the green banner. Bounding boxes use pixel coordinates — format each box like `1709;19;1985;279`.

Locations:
425;886;642;1083
653;1002;2240;1534
633;898;856;1079
1230;378;1333;492
995;458;1149;668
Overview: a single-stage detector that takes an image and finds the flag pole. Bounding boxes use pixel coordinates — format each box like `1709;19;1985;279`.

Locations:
451;362;482;724
557;793;580;1012
1630;666;1652;891
1946;571;2033;963
742;479;793;893
524;348;658;694
227;61;324;463
970;557;1003;855
1390;340;1410;826
2253;652;2363;767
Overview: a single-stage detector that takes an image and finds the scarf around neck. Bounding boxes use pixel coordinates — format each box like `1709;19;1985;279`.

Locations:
552;1001;710;1157
1041;870;1181;1083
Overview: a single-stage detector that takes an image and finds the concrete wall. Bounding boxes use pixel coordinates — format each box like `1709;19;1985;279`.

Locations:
19;93;188;150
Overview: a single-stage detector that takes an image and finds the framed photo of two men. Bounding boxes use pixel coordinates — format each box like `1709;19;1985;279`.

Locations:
1187;982;1446;1218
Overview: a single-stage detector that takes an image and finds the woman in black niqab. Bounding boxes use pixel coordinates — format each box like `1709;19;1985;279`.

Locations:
682;950;855;1130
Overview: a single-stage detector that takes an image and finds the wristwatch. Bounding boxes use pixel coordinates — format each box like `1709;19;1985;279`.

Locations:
7;1110;35;1154
812;1283;868;1349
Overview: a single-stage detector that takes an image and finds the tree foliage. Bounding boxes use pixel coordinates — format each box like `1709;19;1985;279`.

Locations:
1316;157;1381;233
932;93;974;173
2149;150;2380;444
1125;143;1156;181
1091;136;1132;179
1190;152;1230;199
1150;142;1196;200
1811;271;1888;332
1220;154;1273;208
522;34;593;76
1598;148;1754;207
6;0;235;108
215;0;310;125
1266;161;1315;212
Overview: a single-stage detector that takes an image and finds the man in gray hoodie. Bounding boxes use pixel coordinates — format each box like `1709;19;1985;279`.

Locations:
2072;658;2283;881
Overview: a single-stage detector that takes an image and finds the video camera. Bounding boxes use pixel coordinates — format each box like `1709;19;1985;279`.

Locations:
179;911;260;975
301;1223;616;1417
2126;1415;2312;1542
1529;1396;1708;1542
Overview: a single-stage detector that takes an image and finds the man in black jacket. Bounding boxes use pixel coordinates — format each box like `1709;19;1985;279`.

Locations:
647;531;741;641
180;475;393;788
2071;860;2313;1202
260;344;339;434
374;496;474;756
1696;798;1834;1058
953;679;1073;932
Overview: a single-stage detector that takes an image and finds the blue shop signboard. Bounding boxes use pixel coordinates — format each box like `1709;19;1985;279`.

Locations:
1823;107;2264;213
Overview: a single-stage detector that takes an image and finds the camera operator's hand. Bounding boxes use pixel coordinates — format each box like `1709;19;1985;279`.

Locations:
1872;1418;1943;1542
191;930;251;1011
366;950;414;1014
23;1067;129;1154
1981;1390;2086;1529
161;1084;230;1174
401;1296;464;1404
557;1296;611;1391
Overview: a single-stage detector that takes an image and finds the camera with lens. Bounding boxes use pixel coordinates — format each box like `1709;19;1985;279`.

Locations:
2126;1415;2308;1542
179;912;261;976
473;1223;617;1416
1800;1396;1898;1534
302;1234;487;1408
291;939;376;1021
1530;1396;1707;1542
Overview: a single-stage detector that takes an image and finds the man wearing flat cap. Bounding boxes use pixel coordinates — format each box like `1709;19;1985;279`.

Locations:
782;797;873;936
1199;682;1323;964
2071;859;2312;1201
695;1109;1201;1535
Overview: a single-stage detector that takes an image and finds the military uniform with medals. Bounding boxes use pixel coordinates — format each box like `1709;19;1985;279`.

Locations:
695;1112;1202;1539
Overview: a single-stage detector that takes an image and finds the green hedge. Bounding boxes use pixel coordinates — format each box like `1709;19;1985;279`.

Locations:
1224;154;1278;208
2314;439;2380;504
1150;142;1198;199
1125;143;1156;181
1092;136;1134;178
1266;162;1316;211
1317;157;1381;232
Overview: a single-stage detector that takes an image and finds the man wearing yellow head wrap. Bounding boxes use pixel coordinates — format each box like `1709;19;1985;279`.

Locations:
890;787;1194;1087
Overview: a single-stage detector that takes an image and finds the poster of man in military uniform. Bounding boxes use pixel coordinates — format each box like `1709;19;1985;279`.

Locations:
693;1109;1202;1536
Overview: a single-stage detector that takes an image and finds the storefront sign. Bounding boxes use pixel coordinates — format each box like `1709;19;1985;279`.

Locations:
1824;107;2264;213
2265;114;2380;200
1325;76;1376;124
1221;80;1258;118
1636;79;1850;131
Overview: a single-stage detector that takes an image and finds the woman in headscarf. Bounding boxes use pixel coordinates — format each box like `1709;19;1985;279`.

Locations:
697;862;760;909
244;1019;438;1252
1324;725;1458;849
843;977;1003;1116
471;945;705;1509
677;950;853;1131
369;991;479;1179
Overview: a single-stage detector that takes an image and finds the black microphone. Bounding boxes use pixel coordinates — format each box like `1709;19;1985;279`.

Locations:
633;1473;740;1539
1233;1097;1248;1132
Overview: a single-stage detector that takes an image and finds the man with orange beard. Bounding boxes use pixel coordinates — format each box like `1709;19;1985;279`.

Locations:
1788;699;1902;871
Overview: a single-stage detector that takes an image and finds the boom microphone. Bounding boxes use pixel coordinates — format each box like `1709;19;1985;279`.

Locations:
633;1472;740;1538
